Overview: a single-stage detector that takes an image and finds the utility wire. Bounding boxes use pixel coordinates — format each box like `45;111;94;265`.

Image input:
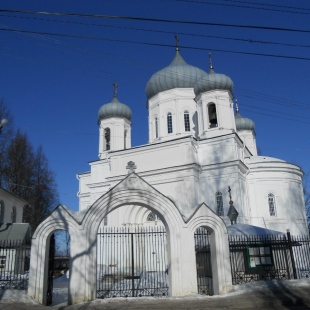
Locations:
177;0;310;15
1;9;310;34
3;24;310;118
2;27;310;61
222;0;310;12
2;14;310;49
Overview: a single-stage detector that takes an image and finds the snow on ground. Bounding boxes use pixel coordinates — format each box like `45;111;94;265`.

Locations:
1;278;309;306
0;289;39;304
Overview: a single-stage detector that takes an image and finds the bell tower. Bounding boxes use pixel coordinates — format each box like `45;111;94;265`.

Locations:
194;53;236;139
98;83;132;159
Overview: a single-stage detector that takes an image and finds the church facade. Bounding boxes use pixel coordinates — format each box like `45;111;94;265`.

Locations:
28;47;309;305
77;48;308;236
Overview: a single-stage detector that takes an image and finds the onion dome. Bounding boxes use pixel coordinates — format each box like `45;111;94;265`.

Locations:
98;83;132;122
235;111;255;131
146;48;207;99
194;53;234;96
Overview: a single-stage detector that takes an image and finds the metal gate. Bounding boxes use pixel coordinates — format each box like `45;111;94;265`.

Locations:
97;226;168;298
194;227;213;295
46;234;55;306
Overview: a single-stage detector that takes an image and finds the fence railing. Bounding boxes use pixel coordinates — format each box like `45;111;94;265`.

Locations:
228;232;310;285
97;226;168;298
291;234;310;279
0;240;30;290
0;231;309;292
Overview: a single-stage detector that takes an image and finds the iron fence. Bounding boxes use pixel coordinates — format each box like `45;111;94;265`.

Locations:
97;226;168;298
0;240;30;290
291;234;310;279
194;227;213;295
228;232;310;285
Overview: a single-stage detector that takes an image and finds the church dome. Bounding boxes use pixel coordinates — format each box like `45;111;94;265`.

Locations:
235;111;255;131
146;50;207;99
194;68;234;96
98;90;132;122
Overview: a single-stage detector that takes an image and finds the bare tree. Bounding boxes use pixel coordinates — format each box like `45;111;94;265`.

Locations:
23;145;59;231
0;99;14;187
3;130;34;201
0;99;59;231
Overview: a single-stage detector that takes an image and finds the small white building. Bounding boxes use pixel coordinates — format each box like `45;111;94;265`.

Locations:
0;188;31;276
77;48;308;236
0;187;26;224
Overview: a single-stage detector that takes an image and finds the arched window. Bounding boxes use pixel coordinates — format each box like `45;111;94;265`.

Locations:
268;193;276;216
155;117;159;138
124;130;127;149
167;112;173;134
147;211;160;221
208;103;218;128
11;206;16;223
0;201;3;223
184;111;190;132
215;191;224;216
104;128;110;150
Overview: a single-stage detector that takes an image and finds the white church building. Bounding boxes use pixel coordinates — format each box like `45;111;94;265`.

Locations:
28;46;309;305
77;47;308;236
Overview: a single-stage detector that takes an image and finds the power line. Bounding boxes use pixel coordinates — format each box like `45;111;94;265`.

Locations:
2;14;310;49
4;25;310;120
177;0;310;15
1;8;310;34
2;27;310;62
222;0;310;12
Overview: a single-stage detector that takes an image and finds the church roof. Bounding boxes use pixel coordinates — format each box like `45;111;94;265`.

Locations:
98;84;132;122
194;60;234;96
245;156;286;164
146;50;207;99
235;111;255;131
0;223;31;244
227;223;283;236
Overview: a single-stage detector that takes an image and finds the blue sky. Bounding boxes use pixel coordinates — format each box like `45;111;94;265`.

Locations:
1;0;310;212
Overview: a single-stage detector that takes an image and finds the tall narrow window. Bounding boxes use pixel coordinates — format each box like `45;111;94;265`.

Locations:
208;103;218;128
167;112;173;134
11;206;16;223
124;130;127;149
268;193;276;216
104;128;110;150
215;191;224;216
155;117;158;138
0;201;3;223
184;111;190;132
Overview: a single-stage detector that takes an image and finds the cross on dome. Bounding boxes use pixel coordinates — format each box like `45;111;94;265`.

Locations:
228;186;233;204
208;52;214;72
235;99;239;113
112;82;118;98
175;35;179;51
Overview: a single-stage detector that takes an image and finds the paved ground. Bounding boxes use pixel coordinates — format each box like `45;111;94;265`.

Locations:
1;280;310;309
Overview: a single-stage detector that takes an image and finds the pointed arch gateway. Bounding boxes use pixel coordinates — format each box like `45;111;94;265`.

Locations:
28;171;232;305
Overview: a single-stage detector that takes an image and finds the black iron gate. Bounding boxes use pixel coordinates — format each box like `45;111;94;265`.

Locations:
194;227;213;295
46;233;55;306
97;226;168;298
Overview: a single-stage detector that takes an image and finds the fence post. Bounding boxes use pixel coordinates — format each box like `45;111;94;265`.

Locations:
131;232;135;297
287;230;297;279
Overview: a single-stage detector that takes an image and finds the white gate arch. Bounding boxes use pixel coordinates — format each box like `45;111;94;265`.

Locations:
28;173;232;305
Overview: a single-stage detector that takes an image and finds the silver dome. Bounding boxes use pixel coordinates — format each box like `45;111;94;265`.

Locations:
194;68;234;96
146;50;207;99
235;111;255;131
98;96;132;122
